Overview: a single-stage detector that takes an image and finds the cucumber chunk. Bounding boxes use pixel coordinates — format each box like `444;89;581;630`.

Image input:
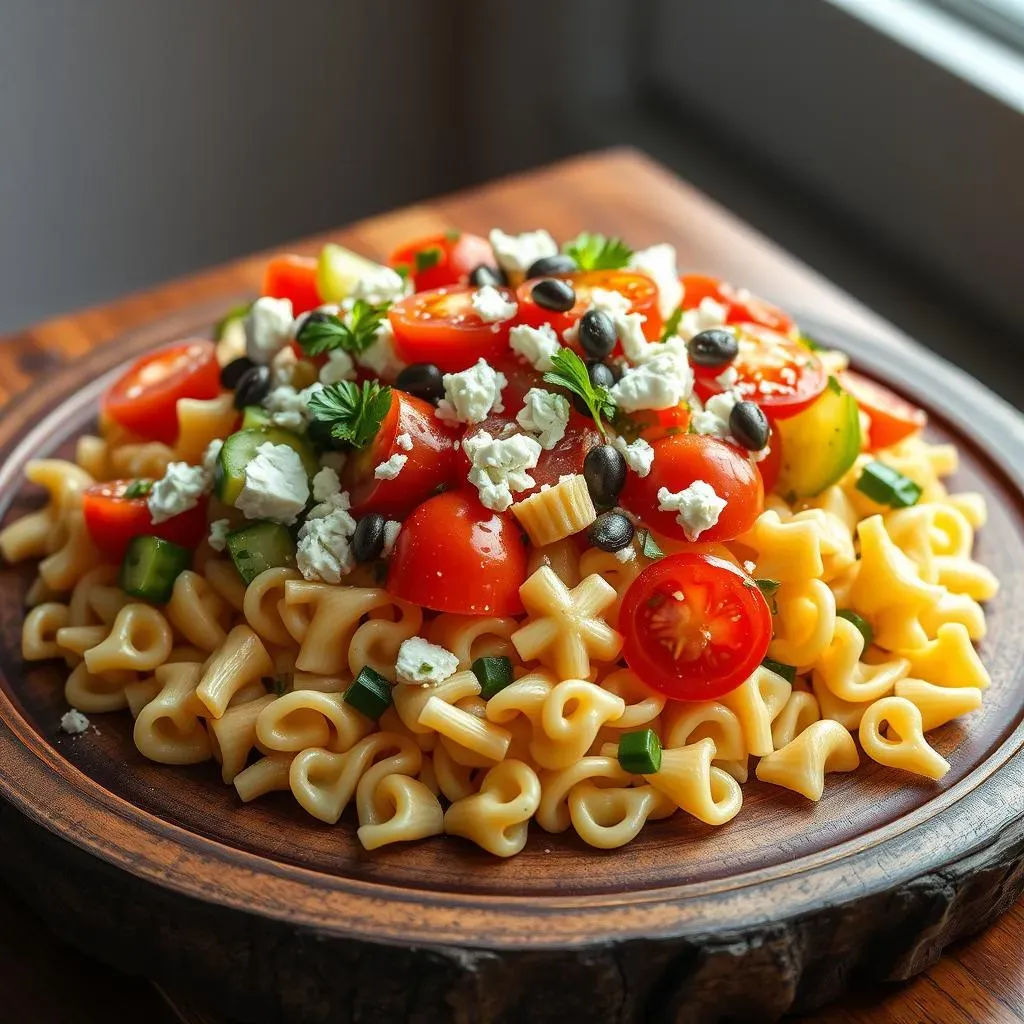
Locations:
119;535;191;604
241;405;272;430
316;243;388;304
775;378;861;499
226;521;297;584
215;427;318;506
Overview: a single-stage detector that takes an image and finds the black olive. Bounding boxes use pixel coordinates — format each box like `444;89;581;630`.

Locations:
525;254;578;279
220;356;254;390
571;362;616;417
469;264;506;288
352;513;386;563
396;362;445;405
578;309;616;359
729;400;770;451
233;364;271;411
531;278;576;313
583;445;627;507
588;510;635;553
687;328;739;368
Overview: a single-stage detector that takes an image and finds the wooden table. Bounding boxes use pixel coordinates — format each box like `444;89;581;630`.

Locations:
0;148;1021;1023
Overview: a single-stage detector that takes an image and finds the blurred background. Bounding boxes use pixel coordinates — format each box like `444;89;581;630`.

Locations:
1;0;1021;404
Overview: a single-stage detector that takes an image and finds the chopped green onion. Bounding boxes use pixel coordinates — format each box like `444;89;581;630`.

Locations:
762;657;797;684
343;667;393;721
855;460;922;508
414;247;442;273
617;728;663;775
755;579;780;600
472;656;514;699
122;479;153;499
639;529;665;561
837;609;874;647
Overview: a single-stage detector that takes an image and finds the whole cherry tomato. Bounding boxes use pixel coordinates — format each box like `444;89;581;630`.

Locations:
839;370;926;451
262;255;321;315
389;231;494;292
680;274;795;335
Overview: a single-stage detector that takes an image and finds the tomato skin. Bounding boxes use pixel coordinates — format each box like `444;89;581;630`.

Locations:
515;270;663;342
619;433;763;543
757;424;783;494
626;404;692;443
387;490;528;615
620;553;773;701
263;255;321;315
341;390;459;518
389;286;517;373
838;370;926;451
680;274;795;335
102;341;222;445
389;232;493;292
82;481;209;562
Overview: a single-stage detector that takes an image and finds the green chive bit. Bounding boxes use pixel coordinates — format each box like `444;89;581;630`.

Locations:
837;609;874;647
617;728;663;775
472;656;514;699
761;657;797;684
855;460;922;508
343;667;393;721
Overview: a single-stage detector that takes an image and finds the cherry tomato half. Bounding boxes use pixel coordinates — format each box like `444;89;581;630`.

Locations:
624;403;692;443
838;370;926;451
757;424;783;494
515;270;663;342
694;324;826;420
389;285;518;373
82;480;209;562
389;231;493;292
387;490;528;616
102;341;222;445
620;433;763;543
620;553;773;701
680;274;795;335
262;255;321;315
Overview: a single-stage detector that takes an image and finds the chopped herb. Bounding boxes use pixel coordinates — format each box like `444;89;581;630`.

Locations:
543;348;615;436
638;529;666;561
855;460;922;508
214;301;253;340
295;299;389;357
123;479;153;499
827;375;843;395
562;231;633;271
617;729;663;774
443;228;462;243
394;264;410;281
660;305;684;341
308;380;393;449
837;609;874;647
414;247;443;273
762;657;796;684
343;666;392;721
472;656;514;699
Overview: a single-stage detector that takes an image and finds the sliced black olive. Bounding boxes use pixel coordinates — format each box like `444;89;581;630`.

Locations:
578;309;616;359
729;400;770;451
687;328;739;368
352;513;386;563
531;278;576;313
525;254;578;279
233;365;271;411
396;362;445;405
571;362;616;417
469;264;506;288
220;356;254;390
587;510;635;552
583;445;627;507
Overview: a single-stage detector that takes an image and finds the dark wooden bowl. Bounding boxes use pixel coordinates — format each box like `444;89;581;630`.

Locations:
0;301;1022;1024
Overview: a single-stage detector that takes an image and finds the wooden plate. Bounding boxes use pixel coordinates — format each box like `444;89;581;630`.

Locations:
0;301;1022;1024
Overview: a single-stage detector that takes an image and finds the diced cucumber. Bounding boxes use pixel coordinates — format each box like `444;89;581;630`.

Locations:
214;427;318;506
316;243;388;303
214;302;253;342
119;536;191;604
241;405;272;430
775;378;861;499
226;521;297;584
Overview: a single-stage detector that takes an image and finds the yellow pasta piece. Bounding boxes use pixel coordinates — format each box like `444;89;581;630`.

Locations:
235;754;294;803
75;434;112;480
66;565;117;627
431;741;481;803
526;537;582;589
815;617;909;703
511;473;596;546
661;700;746;764
568;781;674;849
167;570;228;653
173;392;239;464
196;624;274;718
933;556;1000;602
357;774;444;851
255;689;372;754
133;662;212;765
22;602;69;661
720;664;792;757
418;695;512;762
577;545;646;629
858;697;949;780
535;756;631;833
208;694;276;783
646;739;743;825
920;591;987;642
899;623;990;690
444;759;541;857
597;667;666;730
393;669;480;735
944;491;987;528
64;663;131;713
756;720;860;800
240;566;299;647
894;679;983;732
83;603;173;674
39;508;101;593
530;679;625;771
770;690;821;750
123;676;161;718
741;510;829;583
426;613;517;669
204;559;248;613
768;578;837;669
347;599;423;681
810;673;873;731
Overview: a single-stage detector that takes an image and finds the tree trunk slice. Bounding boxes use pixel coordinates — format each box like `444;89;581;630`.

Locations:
1;151;1023;1024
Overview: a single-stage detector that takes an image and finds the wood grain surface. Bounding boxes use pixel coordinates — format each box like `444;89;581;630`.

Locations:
0;149;1021;1024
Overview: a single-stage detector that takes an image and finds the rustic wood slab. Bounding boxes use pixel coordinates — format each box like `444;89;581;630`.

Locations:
0;149;1022;1024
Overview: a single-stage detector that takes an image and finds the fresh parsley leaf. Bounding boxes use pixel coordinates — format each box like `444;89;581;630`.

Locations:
754;578;780;614
123;479;153;499
542;348;615;437
562;231;633;271
638;529;665;561
414;247;442;273
443;228;461;243
660;305;684;341
296;300;388;357
214;301;253;340
308;380;393;449
827;375;842;395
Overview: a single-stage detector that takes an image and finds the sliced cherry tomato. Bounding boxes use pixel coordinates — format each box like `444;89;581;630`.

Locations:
756;424;783;494
387;490;527;615
262;255;321;315
838;370;926;451
620;433;763;543
626;403;692;443
680;274;795;335
341;390;460;518
82;481;209;562
515;270;663;342
389;231;493;292
620;553;773;701
102;341;221;445
488;352;544;415
389;286;517;373
694;324;826;420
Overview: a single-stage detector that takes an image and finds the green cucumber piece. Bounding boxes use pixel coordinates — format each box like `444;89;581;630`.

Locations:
119;535;191;604
775;378;861;498
226;521;297;584
214;427;318;506
241;405;272;430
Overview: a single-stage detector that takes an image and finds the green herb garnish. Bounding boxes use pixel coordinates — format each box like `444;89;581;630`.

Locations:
414;247;442;273
563;231;633;271
543;348;615;437
761;658;797;684
837;609;874;647
827;375;843;395
638;529;666;561
617;729;663;775
295;299;389;357
855;460;922;508
123;479;153;499
443;228;462;243
308;380;393;449
660;305;684;341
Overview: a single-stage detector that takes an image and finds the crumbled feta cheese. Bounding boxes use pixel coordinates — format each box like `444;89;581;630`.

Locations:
245;296;294;365
509;323;560;371
270;346;299;387
462;430;542;512
296;506;357;584
471;285;517;323
355;319;406;381
319;348;356;386
263;383;324;432
306;488;352;520
489;228;558;276
319;450;347;474
201;438;223;477
615;312;652;363
148;462;209;524
614;545;637;562
589;288;633;318
628;243;683;320
374;453;407;480
611;435;654;477
208;518;231;552
516;388;569;450
691;391;739;437
235;442;310;525
657;480;727;541
436;358;507;425
381;520;402;557
312;466;342;501
396;432;413;451
395;637;460;686
349;264;408;306
60;708;90;735
715;365;739;390
677;296;731;341
610;350;694;411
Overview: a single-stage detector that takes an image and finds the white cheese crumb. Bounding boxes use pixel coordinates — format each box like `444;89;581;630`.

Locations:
235;442;310;525
263;382;324;432
516;388;569;450
270;346;298;387
355;319;406;381
657;480;727;541
349;264;408;306
208;518;231;552
611;435;654;477
396;432;413;451
396;637;460;686
677;296;732;341
562;287;634;345
691;391;739;437
245;296;294;365
306;488;352;521
488;228;558;276
614;545;637;563
628;243;683;320
509;322;561;371
312;466;342;501
462;430;542;512
471;285;517;323
436;358;508;425
201;438;223;477
319;348;356;386
374;453;408;480
715;365;739;390
60;709;90;735
610;350;694;411
381;520;402;557
296;506;357;584
147;462;209;524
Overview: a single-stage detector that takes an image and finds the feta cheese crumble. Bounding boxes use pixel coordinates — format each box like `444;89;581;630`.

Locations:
508;322;561;371
296;506;357;584
628;243;683;320
374;453;408;480
488;228;558;276
355;319;406;381
148;462;209;524
396;432;413;451
245;296;294;365
235;442;310;525
381;520;402;557
395;637;460;687
436;358;507;425
610;349;694;411
319;348;356;386
263;383;324;432
562;287;633;346
657;480;728;541
208;518;231;552
60;708;90;735
516;388;569;450
715;365;739;390
691;391;739;437
470;285;517;323
611;435;654;477
677;296;732;341
201;438;223;477
462;430;542;512
349;264;408;306
312;466;342;502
